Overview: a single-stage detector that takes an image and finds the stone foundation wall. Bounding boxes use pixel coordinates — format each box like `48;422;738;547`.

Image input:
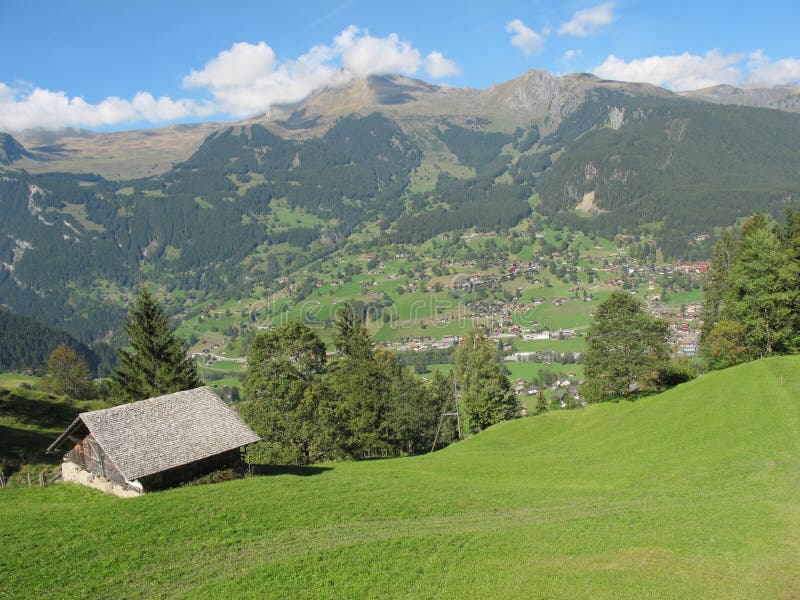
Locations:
61;460;141;498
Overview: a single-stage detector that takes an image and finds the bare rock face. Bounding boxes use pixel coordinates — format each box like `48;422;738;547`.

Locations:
475;71;596;128
0;132;33;165
680;85;800;113
608;106;625;130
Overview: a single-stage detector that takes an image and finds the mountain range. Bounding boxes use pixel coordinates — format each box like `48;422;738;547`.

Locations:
2;69;800;344
5;70;800;179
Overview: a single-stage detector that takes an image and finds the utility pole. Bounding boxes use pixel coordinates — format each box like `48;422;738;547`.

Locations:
431;371;463;452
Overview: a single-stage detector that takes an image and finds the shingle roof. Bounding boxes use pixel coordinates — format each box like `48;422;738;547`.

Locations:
49;387;260;481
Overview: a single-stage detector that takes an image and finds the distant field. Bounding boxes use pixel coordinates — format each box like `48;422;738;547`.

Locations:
504;361;584;382
0;373;40;389
3;357;799;597
198;360;245;372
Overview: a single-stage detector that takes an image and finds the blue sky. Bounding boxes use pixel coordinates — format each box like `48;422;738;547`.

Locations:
1;0;798;132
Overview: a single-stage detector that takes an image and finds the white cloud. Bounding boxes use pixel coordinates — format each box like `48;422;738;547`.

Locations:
506;19;546;56
562;49;582;62
182;27;453;116
184;42;277;90
593;50;744;90
340;31;421;77
1;26;459;131
424;51;461;79
0;83;214;132
745;51;800;87
559;3;614;37
184;40;346;116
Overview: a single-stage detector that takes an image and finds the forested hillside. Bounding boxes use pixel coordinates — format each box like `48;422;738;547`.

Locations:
3;81;800;345
0;308;102;374
535;90;800;257
0;133;33;165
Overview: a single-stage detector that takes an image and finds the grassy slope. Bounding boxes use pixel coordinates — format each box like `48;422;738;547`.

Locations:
3;357;799;598
0;385;108;472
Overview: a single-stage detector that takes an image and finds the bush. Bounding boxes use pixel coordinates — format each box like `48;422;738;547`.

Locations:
180;469;240;487
659;358;698;387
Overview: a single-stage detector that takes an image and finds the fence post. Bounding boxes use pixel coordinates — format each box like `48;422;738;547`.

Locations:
0;472;4;487
39;473;44;487
27;473;31;488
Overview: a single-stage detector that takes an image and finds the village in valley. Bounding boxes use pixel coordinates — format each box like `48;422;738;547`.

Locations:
185;224;707;410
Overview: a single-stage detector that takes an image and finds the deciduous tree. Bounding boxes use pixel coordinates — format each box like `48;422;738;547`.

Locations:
243;320;331;465
46;343;95;401
453;329;517;433
582;292;669;402
702;321;749;370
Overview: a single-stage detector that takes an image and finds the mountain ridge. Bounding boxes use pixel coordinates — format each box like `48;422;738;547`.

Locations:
3;69;798;179
680;83;800;112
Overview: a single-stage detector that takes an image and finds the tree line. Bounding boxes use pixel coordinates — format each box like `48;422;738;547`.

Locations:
0;308;99;374
241;305;518;465
701;210;800;369
37;288;519;465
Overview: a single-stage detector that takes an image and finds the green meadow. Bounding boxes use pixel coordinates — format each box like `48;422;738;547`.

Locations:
504;361;584;383
0;386;106;474
4;357;798;598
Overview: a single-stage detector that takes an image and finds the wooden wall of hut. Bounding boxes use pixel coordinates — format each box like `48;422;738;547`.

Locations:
138;449;243;491
67;434;128;487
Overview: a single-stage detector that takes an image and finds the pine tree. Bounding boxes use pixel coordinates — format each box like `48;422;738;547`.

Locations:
721;216;797;358
332;302;374;360
534;390;548;415
700;230;737;343
112;288;200;403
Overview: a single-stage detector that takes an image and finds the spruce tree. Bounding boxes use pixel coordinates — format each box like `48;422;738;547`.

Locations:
717;215;797;359
112;288;200;403
700;230;737;343
332;303;374;360
534;390;548;415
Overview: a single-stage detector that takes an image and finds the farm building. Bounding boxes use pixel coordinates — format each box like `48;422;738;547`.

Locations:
47;387;260;497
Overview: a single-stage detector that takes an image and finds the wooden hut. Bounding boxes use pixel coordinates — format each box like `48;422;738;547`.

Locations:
47;387;260;497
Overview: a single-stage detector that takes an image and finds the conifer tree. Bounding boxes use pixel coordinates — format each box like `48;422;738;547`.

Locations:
700;230;737;343
332;302;374;360
702;214;799;366
534;390;548;416
112;288;200;402
724;217;797;357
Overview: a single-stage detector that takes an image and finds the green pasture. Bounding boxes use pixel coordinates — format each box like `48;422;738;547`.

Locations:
3;357;799;597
